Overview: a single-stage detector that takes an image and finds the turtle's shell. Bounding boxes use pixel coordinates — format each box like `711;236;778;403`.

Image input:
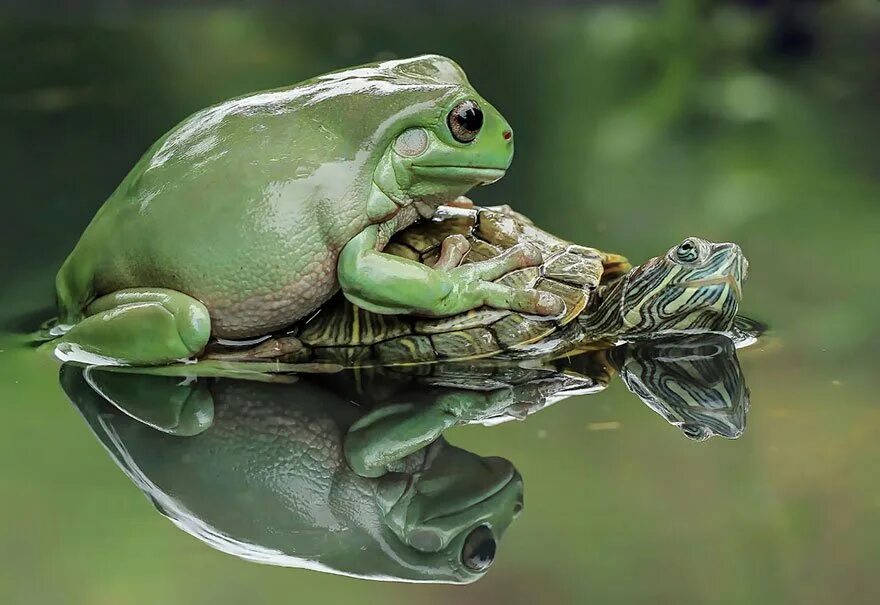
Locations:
292;206;630;365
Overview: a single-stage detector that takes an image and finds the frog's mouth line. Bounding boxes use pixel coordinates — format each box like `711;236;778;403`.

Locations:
412;165;507;185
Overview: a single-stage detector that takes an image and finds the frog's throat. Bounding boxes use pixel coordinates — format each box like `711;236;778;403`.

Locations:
369;149;444;223
366;182;401;223
368;153;406;223
365;147;404;221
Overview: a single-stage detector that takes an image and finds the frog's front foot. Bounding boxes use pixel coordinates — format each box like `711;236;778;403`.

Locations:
433;233;542;272
338;224;564;319
433;234;471;269
429;242;562;317
56;288;211;366
344;387;515;477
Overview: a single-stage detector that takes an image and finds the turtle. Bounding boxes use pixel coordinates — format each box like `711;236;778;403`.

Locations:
204;205;749;367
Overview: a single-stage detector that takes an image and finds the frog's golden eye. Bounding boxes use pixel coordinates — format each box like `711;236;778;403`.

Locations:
447;100;483;143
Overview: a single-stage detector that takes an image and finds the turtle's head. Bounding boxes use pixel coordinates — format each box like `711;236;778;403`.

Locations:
590;237;748;338
610;334;750;440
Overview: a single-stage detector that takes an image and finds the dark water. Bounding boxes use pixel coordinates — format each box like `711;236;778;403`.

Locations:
2;3;880;604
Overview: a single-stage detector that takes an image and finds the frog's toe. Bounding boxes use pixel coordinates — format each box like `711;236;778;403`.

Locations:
455;244;543;284
510;243;543;268
531;290;566;315
434;234;471;270
480;282;565;316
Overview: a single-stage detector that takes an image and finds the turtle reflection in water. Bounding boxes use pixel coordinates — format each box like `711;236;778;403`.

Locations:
62;332;748;583
327;332;750;479
205;205;749;366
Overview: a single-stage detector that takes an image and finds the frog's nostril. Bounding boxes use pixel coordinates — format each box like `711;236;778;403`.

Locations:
502;130;512;141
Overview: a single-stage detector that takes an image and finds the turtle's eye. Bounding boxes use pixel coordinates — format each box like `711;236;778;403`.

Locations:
461;525;496;572
674;238;702;264
448;100;483;143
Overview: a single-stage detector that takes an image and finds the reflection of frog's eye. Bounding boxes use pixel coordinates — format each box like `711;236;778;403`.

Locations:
513;495;524;518
674;238;702;264
461;525;496;572
448;100;483;143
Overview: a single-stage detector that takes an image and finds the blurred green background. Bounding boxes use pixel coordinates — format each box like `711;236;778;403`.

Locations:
1;1;879;603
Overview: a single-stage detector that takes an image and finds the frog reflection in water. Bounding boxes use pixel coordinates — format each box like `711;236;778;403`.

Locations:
65;366;520;584
54;55;564;366
62;333;748;583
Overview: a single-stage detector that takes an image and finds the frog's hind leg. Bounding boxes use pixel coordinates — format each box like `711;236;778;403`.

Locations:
57;288;211;366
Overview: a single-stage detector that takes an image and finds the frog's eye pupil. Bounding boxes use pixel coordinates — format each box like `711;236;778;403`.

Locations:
448;100;483;143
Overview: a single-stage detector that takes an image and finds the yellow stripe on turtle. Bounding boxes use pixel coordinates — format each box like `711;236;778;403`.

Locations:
375;335;437;364
299;297;411;346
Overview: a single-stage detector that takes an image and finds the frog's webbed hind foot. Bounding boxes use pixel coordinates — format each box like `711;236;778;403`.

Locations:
56;288;211;366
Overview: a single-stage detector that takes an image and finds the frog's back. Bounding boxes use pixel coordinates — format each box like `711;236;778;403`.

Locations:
57;58;463;338
60;93;360;338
